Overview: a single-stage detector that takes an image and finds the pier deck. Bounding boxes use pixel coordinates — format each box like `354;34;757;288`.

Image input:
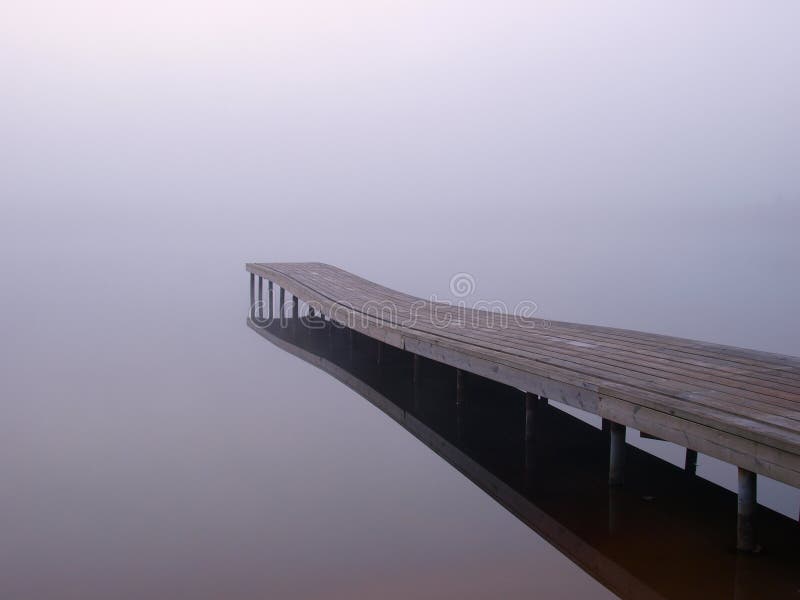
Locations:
246;262;800;547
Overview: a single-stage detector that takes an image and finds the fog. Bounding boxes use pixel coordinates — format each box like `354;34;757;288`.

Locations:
1;2;798;597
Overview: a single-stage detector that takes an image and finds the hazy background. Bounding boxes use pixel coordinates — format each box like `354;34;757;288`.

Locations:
3;1;799;350
1;2;798;598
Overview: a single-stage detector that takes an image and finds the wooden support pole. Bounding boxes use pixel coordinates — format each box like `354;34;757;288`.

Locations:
456;371;465;439
737;468;757;552
609;422;626;486
268;280;274;319
257;276;263;319
524;392;540;474
348;328;355;364
249;273;255;319
685;448;698;475
279;287;285;324
292;295;299;319
525;392;537;441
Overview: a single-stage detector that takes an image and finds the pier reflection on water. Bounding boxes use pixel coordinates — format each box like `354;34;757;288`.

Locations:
249;315;800;600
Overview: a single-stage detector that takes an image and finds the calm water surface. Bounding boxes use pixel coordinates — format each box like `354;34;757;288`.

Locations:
1;237;798;597
1;255;616;598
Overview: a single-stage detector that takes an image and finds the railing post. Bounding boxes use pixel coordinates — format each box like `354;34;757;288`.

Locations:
249;273;255;319
257;276;263;319
268;280;274;320
279;287;285;325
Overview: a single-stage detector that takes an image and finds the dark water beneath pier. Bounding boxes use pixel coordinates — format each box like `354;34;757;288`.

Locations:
251;319;800;599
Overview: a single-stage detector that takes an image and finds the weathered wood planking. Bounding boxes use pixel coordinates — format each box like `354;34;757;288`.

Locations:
246;262;800;487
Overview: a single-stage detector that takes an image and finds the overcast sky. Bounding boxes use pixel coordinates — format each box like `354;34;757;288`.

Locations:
2;1;798;351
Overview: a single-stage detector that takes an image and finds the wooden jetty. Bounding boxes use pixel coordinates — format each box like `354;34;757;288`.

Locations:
246;262;800;551
248;319;800;599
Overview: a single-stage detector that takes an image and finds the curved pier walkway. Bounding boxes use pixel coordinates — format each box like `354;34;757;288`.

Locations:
246;262;800;551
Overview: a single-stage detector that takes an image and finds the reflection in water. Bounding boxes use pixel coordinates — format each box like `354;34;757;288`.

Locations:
249;316;800;600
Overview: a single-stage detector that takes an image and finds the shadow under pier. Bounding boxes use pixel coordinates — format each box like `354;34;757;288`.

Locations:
248;315;800;600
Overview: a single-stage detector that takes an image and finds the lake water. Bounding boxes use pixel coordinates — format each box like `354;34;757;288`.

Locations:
1;229;798;598
2;3;799;597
